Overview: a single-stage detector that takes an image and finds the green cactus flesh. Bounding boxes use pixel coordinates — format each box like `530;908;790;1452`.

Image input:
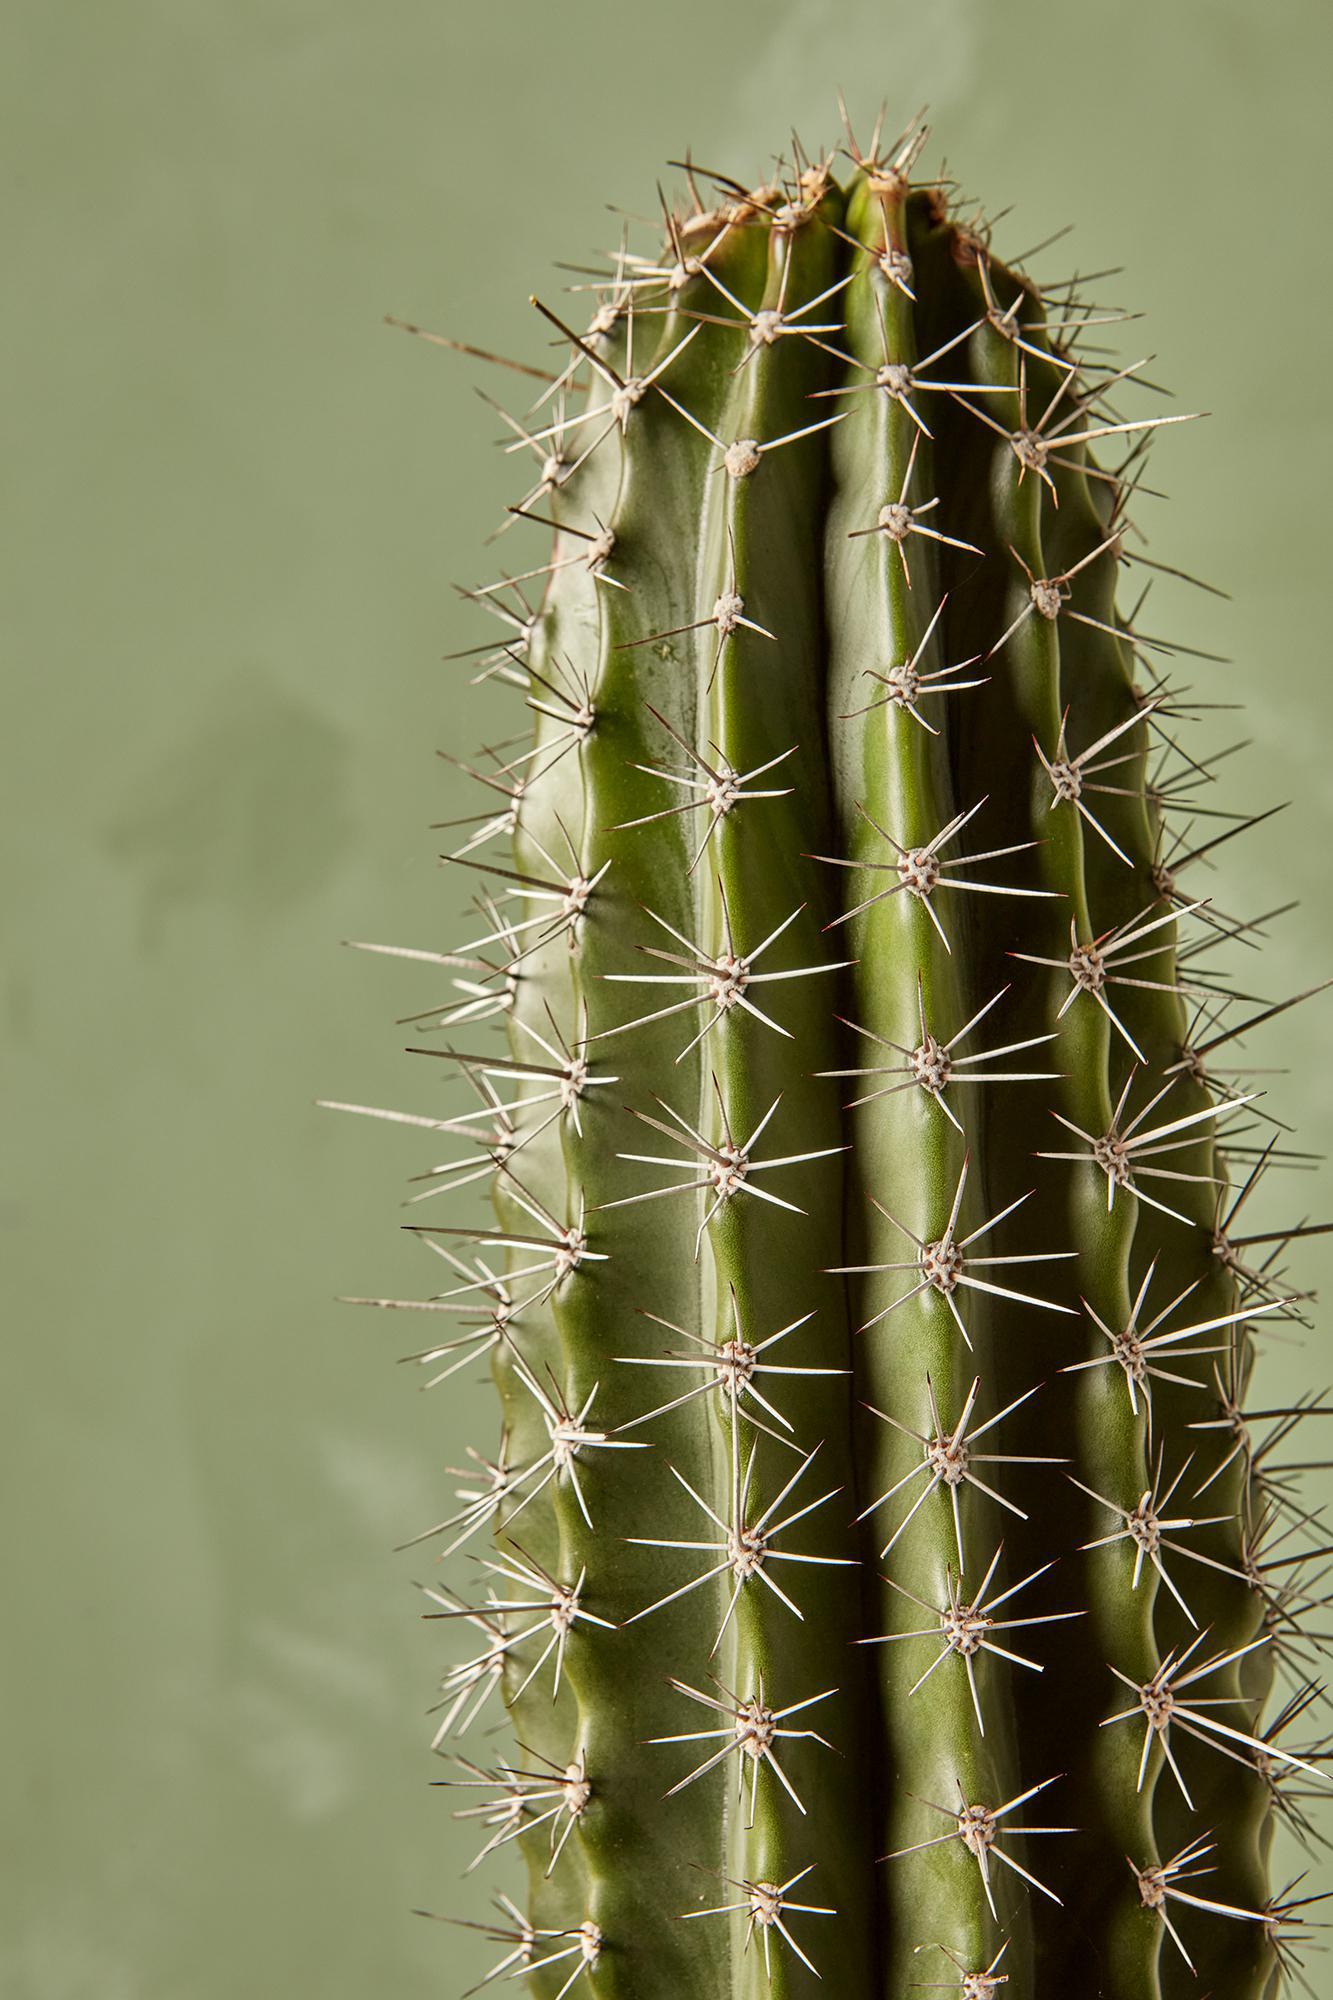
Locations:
350;122;1333;1997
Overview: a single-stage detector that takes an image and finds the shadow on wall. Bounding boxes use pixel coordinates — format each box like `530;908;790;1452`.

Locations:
103;671;356;945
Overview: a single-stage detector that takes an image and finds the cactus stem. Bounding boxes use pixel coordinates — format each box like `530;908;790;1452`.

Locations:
820;980;1057;1128
461;1549;612;1703
834;1154;1077;1343
816;796;1056;947
651;381;850;476
1039;1075;1258;1220
1131;1837;1269;1972
1188;1381;1333;1498
845;432;983;579
682;1865;835;1979
406;1176;601;1306
686;259;856;355
528;1918;603;1999
355;136;1333;1997
1013;901;1210;1058
609;709;797;863
613;1298;842;1442
624;1440;855;1648
811;313;1005;437
882;1778;1072;1918
1104;1633;1332;1797
911;1936;1012;1997
443;847;611;960
591;899;850;1056
441;1741;590;1876
864;1543;1081;1736
602;1083;846;1251
987;530;1123;655
649;1674;838;1821
837;597;988;731
1070;1453;1246;1625
498;1354;647;1532
858;1374;1063;1570
1061;1270;1294;1430
527;296;699;428
1034;700;1164;865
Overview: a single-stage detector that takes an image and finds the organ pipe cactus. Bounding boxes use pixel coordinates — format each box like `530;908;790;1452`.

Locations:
334;112;1333;1998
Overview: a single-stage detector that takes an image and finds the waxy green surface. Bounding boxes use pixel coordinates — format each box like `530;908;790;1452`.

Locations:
410;157;1315;1997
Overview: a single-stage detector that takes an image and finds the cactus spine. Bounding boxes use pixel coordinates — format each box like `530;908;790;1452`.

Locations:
343;115;1332;1997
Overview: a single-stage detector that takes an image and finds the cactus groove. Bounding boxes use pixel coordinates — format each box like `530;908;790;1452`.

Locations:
342;113;1333;1998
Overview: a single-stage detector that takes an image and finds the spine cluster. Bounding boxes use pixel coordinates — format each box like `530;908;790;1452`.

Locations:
340;115;1332;1999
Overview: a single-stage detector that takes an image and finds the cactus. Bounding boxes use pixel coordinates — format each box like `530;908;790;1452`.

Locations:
336;112;1333;1998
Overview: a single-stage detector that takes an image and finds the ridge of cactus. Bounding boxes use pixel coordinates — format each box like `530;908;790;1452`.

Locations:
331;108;1333;1998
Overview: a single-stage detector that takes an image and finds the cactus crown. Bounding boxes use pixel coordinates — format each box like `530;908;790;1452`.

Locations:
339;111;1332;1999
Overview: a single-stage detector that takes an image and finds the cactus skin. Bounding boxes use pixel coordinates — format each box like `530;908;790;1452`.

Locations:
345;120;1333;1999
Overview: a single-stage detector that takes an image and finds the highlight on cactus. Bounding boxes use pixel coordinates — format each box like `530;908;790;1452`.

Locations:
328;108;1333;1997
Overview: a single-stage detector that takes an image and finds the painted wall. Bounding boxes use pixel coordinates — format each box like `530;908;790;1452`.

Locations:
6;2;1332;1991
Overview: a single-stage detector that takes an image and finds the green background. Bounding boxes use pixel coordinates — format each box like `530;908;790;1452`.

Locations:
6;2;1333;1992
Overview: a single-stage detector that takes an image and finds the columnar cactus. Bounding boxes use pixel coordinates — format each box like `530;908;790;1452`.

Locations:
338;114;1333;1998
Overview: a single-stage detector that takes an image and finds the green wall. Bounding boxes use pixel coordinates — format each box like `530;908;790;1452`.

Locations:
5;2;1332;1992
